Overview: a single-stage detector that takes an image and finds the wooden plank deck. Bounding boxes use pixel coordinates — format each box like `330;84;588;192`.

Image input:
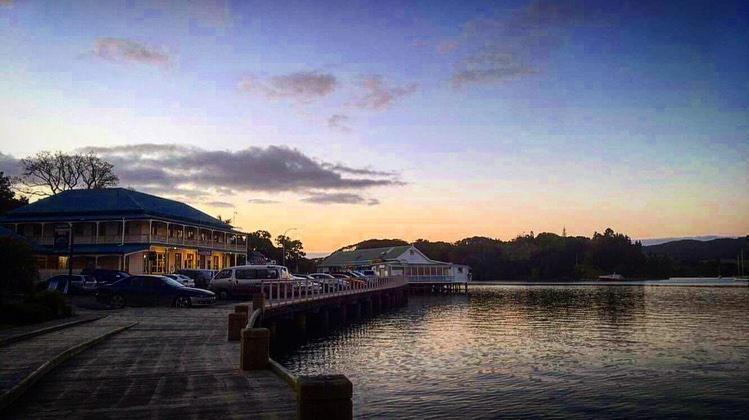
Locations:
5;304;297;419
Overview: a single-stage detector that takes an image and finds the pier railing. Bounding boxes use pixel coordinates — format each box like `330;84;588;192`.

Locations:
260;276;407;308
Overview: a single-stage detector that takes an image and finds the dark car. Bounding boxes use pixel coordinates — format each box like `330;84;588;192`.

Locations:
81;268;130;285
174;269;215;289
96;275;216;308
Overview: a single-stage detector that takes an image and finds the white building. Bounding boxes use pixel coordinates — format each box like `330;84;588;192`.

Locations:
318;245;471;283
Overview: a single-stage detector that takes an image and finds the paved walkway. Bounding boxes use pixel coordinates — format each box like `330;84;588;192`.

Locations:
0;316;134;396
4;302;297;419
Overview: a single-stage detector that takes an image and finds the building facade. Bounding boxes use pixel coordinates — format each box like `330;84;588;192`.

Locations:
318;245;471;283
0;188;248;279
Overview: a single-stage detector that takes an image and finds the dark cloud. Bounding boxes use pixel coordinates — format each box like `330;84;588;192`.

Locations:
301;192;380;206
350;75;418;111
453;0;664;87
239;71;337;103
206;201;234;208
0;152;21;176
327;114;351;132
247;198;279;204
78;144;402;195
93;38;171;67
323;163;397;177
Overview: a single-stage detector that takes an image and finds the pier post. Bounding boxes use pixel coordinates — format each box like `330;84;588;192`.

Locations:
234;303;250;315
295;312;307;335
363;299;373;316
252;293;265;312
227;312;248;341
339;304;348;324
239;328;270;370
351;302;361;319
318;309;330;331
297;375;353;420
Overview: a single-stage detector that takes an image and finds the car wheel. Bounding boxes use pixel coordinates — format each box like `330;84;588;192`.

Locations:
110;294;126;309
175;296;191;308
218;289;229;300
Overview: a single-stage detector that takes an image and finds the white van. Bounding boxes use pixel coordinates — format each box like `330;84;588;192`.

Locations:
209;264;291;299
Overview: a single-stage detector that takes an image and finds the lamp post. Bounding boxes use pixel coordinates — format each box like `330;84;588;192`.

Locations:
281;227;298;268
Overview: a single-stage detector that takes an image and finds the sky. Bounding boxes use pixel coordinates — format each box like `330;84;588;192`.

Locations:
1;0;747;254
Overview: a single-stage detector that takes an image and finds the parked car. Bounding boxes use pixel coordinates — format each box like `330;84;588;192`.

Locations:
209;265;292;299
174;269;214;289
164;273;195;288
308;273;347;291
46;274;97;295
81;268;130;285
96;275;215;308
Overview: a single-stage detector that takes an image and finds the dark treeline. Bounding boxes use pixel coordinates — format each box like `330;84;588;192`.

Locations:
349;229;749;281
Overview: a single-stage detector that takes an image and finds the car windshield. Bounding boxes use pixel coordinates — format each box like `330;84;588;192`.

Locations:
164;277;185;288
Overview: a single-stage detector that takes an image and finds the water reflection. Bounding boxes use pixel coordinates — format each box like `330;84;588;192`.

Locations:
277;285;749;418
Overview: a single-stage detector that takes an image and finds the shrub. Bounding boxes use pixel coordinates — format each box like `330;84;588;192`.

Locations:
0;236;39;302
0;303;53;325
26;290;72;318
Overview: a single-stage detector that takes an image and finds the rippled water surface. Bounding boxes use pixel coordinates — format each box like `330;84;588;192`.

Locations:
277;285;749;418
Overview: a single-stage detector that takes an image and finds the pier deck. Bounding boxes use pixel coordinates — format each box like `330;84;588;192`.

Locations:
4;302;296;419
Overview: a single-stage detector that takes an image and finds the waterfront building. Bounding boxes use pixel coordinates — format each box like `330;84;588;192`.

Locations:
0;188;248;279
318;245;471;283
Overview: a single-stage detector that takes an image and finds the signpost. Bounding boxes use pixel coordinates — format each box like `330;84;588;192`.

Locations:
54;223;73;276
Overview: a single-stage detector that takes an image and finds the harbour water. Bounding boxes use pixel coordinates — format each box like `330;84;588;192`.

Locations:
277;285;749;418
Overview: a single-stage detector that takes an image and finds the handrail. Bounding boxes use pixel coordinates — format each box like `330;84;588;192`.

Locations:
260;276;407;308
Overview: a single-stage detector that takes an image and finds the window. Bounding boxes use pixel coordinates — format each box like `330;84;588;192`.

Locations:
143;277;160;289
235;269;255;279
215;269;233;280
458;267;463;273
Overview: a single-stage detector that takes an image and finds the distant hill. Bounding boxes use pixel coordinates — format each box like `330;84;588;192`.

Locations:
644;237;748;262
638;235;732;246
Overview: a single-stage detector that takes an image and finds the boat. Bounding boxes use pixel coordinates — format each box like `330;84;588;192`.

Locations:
598;273;624;281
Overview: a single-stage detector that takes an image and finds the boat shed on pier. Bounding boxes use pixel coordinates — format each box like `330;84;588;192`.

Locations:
318;245;471;283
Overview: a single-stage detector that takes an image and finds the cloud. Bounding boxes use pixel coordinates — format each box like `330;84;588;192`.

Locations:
92;38;171;67
436;40;459;54
301;192;380;206
206;201;234;208
78;144;402;195
239;71;337;103
452;66;536;87
0;152;21;176
327;114;351;132
323;163;396;177
247;198;279;204
350;75;418;111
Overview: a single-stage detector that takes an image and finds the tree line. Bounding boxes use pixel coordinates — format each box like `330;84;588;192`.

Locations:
346;229;747;281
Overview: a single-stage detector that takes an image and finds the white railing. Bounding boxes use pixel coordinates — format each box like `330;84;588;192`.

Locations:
407;275;462;283
261;276;407;308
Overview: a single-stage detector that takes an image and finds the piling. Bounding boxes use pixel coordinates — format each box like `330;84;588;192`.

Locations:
297;375;353;420
240;328;270;370
227;312;248;341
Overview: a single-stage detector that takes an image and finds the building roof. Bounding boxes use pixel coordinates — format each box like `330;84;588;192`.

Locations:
1;188;233;230
320;245;415;267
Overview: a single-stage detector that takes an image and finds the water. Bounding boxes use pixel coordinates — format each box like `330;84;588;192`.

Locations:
276;285;749;418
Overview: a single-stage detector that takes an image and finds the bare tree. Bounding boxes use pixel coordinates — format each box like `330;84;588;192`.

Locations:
79;152;119;189
17;151;118;196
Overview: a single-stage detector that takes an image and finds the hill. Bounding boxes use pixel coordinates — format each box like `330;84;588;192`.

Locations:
644;237;747;262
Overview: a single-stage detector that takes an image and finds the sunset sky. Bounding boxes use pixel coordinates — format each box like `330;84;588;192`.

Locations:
1;0;747;254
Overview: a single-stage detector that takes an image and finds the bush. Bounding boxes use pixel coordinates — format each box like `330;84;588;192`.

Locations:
26;290;72;318
0;303;54;325
0;236;39;302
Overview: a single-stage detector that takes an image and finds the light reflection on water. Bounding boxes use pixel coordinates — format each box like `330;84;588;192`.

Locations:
276;286;749;418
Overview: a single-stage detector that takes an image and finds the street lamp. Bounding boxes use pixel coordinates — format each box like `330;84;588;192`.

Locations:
281;227;298;268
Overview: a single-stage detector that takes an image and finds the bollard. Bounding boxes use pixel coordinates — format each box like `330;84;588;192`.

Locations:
240;328;270;370
252;293;265;312
227;312;248;341
234;303;250;315
297;374;353;420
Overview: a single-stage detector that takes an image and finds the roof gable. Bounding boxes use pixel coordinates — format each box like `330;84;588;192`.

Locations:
4;188;232;230
321;245;418;266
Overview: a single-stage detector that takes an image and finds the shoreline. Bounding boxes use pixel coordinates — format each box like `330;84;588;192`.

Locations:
470;278;749;287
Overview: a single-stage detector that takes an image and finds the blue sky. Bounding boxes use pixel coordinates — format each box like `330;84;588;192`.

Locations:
1;0;747;251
